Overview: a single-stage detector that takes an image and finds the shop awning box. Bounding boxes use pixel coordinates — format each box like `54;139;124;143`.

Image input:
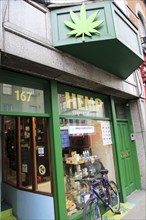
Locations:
51;1;144;79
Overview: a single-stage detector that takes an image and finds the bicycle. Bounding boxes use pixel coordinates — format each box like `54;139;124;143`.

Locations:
78;169;121;220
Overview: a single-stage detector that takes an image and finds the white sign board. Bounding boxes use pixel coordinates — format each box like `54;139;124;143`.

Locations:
69;126;95;135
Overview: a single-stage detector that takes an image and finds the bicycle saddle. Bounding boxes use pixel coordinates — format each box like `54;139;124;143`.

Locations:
99;169;108;175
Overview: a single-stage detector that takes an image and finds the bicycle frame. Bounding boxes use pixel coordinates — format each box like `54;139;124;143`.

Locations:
81;170;121;220
89;177;117;213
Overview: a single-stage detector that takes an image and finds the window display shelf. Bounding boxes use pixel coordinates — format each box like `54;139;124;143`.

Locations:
64;155;104;216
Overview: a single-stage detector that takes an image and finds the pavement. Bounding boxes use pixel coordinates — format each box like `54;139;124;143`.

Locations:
121;190;146;220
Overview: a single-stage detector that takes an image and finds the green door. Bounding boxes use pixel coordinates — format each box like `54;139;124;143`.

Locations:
117;121;136;196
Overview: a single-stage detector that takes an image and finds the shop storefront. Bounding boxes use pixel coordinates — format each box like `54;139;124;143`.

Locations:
1;70;141;220
1;71;55;220
58;84;116;218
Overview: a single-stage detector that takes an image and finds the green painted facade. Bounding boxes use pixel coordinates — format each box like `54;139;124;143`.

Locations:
0;70;141;220
51;1;143;79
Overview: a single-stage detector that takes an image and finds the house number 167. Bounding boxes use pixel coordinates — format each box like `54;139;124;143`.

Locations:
14;90;32;102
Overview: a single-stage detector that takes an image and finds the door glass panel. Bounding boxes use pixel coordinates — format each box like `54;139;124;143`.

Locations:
3;116;17;186
115;103;127;119
35;118;51;193
20;117;33;189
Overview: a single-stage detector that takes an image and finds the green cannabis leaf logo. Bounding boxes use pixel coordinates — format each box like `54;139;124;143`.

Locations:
64;3;104;42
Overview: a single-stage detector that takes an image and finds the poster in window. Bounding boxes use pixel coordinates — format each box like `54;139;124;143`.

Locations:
101;121;112;145
38;147;44;156
22;164;28;173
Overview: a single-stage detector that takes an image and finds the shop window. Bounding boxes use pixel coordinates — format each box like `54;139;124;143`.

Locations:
3;104;13;112
60;119;116;217
29;105;37;113
2;116;52;195
3;84;12;95
22;88;36;96
19;117;33;189
3;117;17;186
0;83;45;114
35;118;51;193
58;91;107;117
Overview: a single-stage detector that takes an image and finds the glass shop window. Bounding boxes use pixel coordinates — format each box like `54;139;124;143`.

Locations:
0;83;45;114
60;119;116;217
3;117;17;186
3;84;12;95
58;91;108;118
20;117;33;189
35;118;51;193
3;116;52;195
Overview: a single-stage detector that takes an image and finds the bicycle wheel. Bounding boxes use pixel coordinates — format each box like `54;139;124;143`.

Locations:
83;198;102;220
108;181;120;212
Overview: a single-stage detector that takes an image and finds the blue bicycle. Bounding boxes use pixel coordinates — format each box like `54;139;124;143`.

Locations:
79;169;120;220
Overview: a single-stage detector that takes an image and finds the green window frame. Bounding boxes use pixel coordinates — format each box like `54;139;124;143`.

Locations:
0;70;50;117
1;70;53;196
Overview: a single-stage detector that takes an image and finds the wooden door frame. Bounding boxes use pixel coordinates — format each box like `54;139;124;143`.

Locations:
110;97;141;202
117;120;136;196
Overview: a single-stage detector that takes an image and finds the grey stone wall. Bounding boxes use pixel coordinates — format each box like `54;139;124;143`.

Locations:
0;0;140;99
130;99;146;189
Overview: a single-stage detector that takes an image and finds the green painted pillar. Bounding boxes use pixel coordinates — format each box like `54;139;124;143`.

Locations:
50;80;67;220
110;97;126;202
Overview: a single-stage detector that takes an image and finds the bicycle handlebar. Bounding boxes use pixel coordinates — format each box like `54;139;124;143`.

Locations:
81;177;98;183
75;169;109;183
